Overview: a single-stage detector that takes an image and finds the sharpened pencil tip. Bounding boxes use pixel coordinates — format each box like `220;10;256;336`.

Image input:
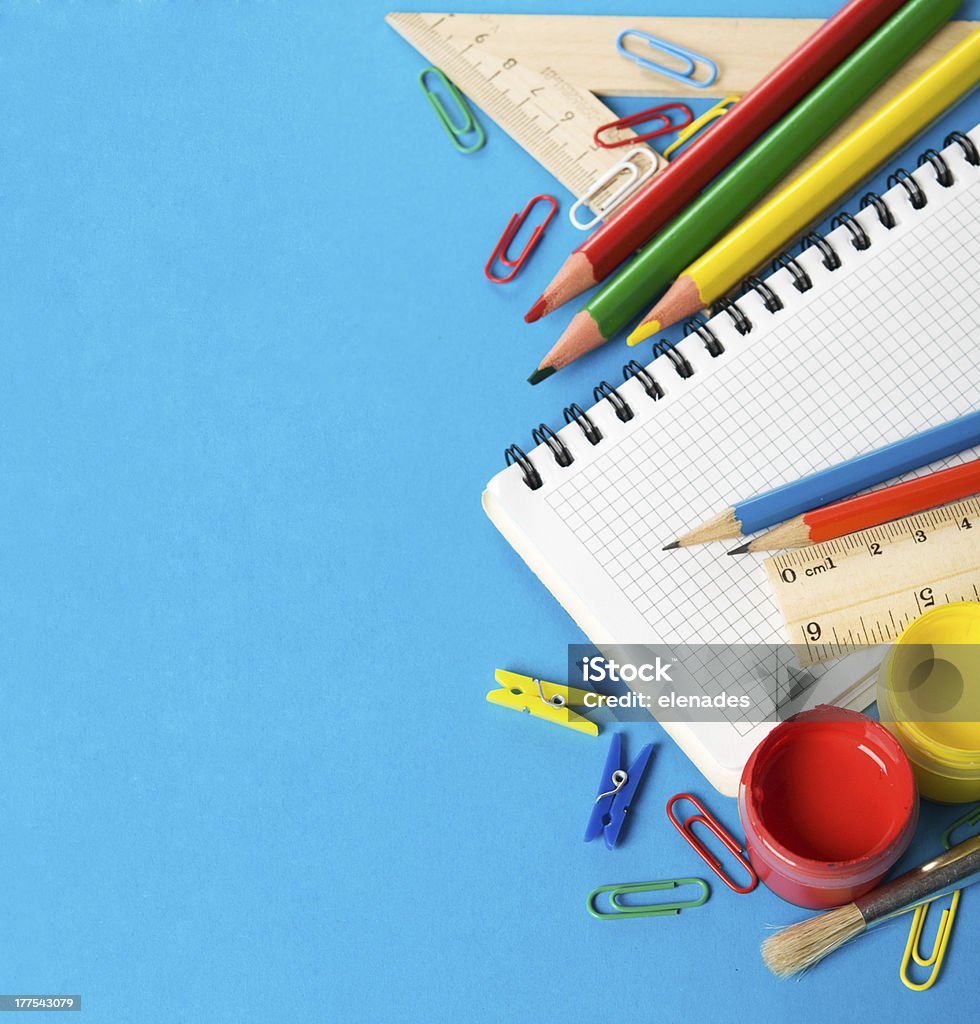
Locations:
528;365;556;385
525;297;548;323
627;320;660;347
727;543;751;555
662;541;680;551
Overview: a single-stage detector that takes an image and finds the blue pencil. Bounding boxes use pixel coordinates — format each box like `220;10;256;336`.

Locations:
666;409;980;548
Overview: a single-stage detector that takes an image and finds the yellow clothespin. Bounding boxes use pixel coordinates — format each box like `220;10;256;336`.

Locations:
663;95;740;158
486;669;608;736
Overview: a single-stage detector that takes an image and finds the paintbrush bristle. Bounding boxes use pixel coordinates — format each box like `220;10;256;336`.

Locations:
761;903;866;977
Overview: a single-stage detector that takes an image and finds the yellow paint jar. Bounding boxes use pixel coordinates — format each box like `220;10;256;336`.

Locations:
877;603;980;804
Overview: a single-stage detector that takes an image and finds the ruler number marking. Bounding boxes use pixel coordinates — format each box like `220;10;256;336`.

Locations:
769;495;980;662
396;13;635;200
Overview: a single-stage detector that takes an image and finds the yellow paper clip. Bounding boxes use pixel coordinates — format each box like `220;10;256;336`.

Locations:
900;804;980;991
486;669;609;736
663;96;740;158
900;892;960;992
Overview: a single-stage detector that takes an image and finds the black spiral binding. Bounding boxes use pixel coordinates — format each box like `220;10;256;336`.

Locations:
504;444;541;490
769;252;812;293
802;230;842;269
563;403;602;445
887;168;927;210
593;381;634;423
714;297;752;335
946;131;980;166
650;340;694;377
919;148;954;188
683;314;724;356
860;191;895;229
531;424;574;467
742;275;784;313
623;359;665;400
830;211;871;251
504;130;973;489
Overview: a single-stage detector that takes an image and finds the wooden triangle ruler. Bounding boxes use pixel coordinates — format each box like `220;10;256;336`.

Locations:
387;13;976;205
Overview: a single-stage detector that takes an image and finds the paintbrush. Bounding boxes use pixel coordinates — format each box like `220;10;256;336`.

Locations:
762;835;980;977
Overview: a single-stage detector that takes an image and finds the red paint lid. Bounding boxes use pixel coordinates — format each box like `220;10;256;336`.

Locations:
739;707;918;890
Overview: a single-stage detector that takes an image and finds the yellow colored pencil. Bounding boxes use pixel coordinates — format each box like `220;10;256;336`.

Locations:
628;28;980;342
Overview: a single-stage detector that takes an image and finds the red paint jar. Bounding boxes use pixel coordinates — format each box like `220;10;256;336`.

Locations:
738;706;918;909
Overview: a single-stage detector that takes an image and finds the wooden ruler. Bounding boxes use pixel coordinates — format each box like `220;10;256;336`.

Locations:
386;13;977;207
765;498;980;666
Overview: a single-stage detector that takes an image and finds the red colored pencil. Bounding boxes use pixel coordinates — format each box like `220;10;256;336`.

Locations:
728;458;980;553
524;0;910;323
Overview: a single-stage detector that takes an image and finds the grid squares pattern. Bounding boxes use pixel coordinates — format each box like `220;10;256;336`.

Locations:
542;187;980;731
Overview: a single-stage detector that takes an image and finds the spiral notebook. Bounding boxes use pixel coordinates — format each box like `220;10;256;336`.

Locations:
483;128;980;796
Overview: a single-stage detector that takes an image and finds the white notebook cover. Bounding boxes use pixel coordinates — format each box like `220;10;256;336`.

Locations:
483;129;980;796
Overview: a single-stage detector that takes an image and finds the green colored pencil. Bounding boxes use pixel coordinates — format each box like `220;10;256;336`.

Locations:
528;0;960;384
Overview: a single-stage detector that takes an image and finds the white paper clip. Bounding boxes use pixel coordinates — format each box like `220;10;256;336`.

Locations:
568;148;658;230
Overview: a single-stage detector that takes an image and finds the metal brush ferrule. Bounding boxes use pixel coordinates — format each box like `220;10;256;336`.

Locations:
855;836;980;928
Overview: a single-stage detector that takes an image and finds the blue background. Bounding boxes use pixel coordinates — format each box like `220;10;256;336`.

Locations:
1;1;978;1021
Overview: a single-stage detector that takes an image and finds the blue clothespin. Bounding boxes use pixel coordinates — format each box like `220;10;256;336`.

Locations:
584;734;654;849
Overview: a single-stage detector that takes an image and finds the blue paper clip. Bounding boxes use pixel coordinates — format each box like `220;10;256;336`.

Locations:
616;29;718;89
584;733;654;849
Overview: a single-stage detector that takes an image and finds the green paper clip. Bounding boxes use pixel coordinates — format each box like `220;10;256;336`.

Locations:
418;67;486;154
942;804;980;849
587;877;709;920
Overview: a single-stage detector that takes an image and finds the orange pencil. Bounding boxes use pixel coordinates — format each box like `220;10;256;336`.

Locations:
728;458;980;554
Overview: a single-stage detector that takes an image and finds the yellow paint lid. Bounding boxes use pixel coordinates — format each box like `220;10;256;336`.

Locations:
878;603;980;774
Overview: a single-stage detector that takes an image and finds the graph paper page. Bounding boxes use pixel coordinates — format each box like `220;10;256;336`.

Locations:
484;132;980;670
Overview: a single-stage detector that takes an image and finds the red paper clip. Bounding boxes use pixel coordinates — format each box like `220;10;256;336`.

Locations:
667;793;758;894
593;103;693;149
484;194;558;284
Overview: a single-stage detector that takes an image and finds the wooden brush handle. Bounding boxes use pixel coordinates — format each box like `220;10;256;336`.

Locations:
855;835;980;928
